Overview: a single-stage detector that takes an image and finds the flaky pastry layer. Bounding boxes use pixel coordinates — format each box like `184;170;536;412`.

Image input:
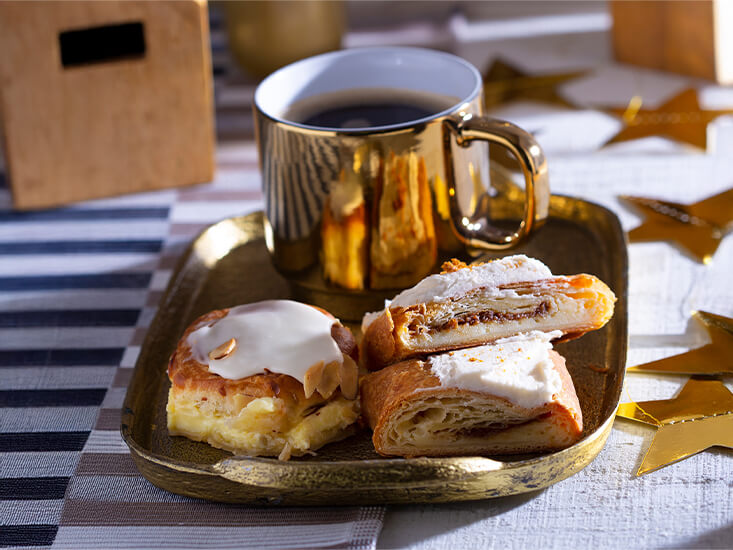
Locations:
360;351;583;457
362;273;616;370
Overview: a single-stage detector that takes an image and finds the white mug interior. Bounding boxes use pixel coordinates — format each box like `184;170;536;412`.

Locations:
254;47;482;132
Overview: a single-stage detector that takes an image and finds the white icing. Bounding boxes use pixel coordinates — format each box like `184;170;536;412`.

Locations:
427;331;564;409
186;300;342;383
389;254;552;308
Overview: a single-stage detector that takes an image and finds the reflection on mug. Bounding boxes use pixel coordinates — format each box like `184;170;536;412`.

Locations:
321;165;368;290
370;152;436;289
321;150;437;291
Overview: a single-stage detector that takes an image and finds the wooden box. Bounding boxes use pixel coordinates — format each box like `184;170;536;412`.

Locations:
0;0;215;210
610;0;733;84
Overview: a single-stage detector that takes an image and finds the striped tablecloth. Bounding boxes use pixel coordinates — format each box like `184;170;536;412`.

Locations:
4;5;733;549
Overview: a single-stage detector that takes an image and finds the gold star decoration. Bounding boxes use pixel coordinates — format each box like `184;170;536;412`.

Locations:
483;59;586;110
604;88;733;150
620;187;733;263
628;311;733;376
616;378;733;475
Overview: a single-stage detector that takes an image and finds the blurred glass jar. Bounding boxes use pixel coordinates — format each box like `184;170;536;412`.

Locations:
223;0;345;78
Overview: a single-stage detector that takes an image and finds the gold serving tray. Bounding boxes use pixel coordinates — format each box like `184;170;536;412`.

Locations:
121;199;627;505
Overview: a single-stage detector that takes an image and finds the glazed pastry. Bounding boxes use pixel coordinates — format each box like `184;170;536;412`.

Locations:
166;300;360;460
360;331;583;457
369;151;437;289
361;255;616;371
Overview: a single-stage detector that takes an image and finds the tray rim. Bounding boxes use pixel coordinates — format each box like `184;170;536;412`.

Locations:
121;196;628;504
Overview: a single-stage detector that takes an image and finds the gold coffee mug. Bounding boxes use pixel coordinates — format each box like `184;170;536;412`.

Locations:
253;47;549;319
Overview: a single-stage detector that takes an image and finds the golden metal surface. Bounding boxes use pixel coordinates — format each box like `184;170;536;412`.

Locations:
121;200;628;505
482;59;585;109
627;311;733;376
254;51;551;294
620;188;733;264
442;116;549;251
223;1;344;79
604;88;733;150
616;378;733;476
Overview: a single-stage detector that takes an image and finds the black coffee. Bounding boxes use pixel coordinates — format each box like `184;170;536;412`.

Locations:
285;88;458;129
301;102;434;129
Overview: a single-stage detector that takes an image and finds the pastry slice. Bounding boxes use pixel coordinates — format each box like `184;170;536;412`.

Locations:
361;331;583;457
167;300;360;460
361;255;615;370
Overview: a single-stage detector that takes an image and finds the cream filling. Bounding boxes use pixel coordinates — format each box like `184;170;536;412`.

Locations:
427;331;563;409
389;254;552;308
166;392;359;458
186;300;342;384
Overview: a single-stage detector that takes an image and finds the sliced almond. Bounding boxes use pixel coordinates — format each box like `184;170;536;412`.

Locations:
303;361;324;399
339;354;359;400
316;360;341;399
208;338;237;361
305;356;359;400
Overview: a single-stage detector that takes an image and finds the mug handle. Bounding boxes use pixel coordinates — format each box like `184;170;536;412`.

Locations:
442;114;550;250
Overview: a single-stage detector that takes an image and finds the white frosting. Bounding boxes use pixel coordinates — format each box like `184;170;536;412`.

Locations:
186;300;342;383
389;254;552;308
427;331;563;409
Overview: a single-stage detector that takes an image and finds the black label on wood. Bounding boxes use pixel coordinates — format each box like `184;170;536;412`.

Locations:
59;22;146;68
